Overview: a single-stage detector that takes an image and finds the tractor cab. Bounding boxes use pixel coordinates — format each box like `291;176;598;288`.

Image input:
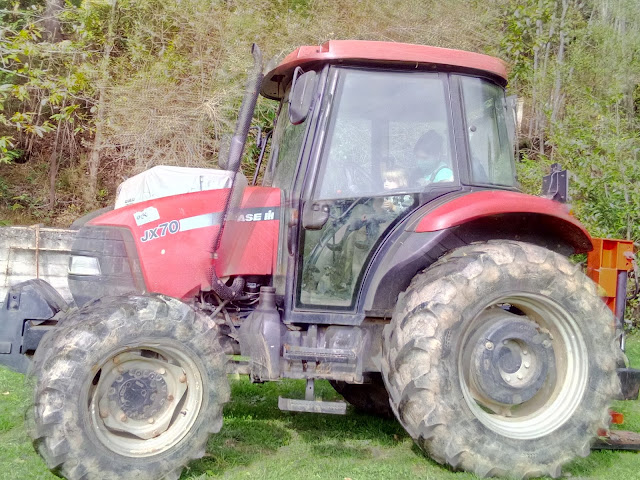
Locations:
261;41;517;317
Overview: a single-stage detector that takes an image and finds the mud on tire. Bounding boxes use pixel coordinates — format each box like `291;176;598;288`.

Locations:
27;294;230;480
381;241;621;478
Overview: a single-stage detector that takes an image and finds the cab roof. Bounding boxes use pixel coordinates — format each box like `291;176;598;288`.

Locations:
261;40;508;100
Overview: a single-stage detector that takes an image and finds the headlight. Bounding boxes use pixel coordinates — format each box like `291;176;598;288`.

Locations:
68;256;101;276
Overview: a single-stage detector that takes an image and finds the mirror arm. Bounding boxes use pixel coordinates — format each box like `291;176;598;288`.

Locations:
252;130;273;186
290;66;304;94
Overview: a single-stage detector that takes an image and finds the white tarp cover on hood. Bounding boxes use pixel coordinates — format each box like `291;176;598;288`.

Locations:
114;165;235;209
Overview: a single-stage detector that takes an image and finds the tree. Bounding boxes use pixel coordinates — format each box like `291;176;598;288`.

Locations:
43;0;64;41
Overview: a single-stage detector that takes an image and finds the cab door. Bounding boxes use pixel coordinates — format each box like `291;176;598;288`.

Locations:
295;67;458;314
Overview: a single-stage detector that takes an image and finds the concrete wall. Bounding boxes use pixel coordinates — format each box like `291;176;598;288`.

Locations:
0;226;76;305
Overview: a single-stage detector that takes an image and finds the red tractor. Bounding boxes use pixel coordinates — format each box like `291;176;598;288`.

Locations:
1;41;639;479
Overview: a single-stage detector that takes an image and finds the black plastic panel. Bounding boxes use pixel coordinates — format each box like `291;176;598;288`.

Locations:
0;279;68;373
68;226;145;307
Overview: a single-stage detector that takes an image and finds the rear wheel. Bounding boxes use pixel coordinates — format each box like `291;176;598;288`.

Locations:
382;241;621;478
28;295;230;480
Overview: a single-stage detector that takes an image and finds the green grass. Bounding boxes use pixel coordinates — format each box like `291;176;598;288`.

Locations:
2;337;640;480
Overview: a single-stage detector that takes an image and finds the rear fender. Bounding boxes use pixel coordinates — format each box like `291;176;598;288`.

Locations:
414;190;592;253
361;191;592;316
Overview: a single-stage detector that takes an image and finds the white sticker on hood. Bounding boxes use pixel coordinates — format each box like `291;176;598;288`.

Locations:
134;206;160;226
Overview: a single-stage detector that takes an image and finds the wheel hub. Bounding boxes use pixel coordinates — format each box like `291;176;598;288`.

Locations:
96;352;188;440
470;312;555;406
497;343;522;373
111;369;169;420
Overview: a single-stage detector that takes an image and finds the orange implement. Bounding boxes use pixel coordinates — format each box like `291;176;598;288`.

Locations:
587;238;634;314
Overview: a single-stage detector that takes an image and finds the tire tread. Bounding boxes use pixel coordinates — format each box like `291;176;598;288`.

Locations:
382;241;621;478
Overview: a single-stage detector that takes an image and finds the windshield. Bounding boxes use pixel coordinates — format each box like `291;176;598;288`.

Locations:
313;68;455;201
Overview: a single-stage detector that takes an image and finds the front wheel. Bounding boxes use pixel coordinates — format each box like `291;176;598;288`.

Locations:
28;295;230;480
382;241;621;478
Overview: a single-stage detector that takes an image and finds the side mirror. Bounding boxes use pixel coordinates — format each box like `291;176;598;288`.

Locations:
302;201;330;230
289;69;317;125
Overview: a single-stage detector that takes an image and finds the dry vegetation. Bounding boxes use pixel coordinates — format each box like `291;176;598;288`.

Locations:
0;0;639;244
0;0;503;226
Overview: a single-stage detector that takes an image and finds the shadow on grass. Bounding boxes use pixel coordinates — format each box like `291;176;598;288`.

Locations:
183;377;407;478
563;447;618;478
309;441;373;459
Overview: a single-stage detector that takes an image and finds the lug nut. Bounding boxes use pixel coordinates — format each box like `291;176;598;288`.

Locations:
179;374;187;383
158;368;166;375
505;375;511;382
524;362;530;369
152;429;161;437
517;373;523;380
120;414;128;422
117;366;124;373
522;350;528;355
99;409;109;419
485;341;494;350
113;355;122;365
148;417;155;424
167;394;174;402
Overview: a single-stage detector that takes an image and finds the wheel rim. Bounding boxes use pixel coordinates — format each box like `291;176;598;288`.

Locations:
88;343;204;457
459;293;589;440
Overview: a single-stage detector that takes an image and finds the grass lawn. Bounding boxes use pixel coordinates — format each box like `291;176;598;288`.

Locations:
1;336;639;480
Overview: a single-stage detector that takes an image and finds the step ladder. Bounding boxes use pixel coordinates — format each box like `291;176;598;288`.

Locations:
278;378;347;415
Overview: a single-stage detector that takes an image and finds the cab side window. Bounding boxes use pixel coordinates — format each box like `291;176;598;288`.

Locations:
314;69;454;200
460;76;516;186
298;69;454;310
264;100;308;196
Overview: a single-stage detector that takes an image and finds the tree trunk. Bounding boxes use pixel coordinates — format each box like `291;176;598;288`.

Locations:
85;0;117;207
48;106;64;209
537;5;556;155
550;0;569;126
43;0;64;42
529;13;542;141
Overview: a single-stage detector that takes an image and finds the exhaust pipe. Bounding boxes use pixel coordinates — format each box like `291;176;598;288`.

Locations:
227;44;263;172
211;44;263;301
